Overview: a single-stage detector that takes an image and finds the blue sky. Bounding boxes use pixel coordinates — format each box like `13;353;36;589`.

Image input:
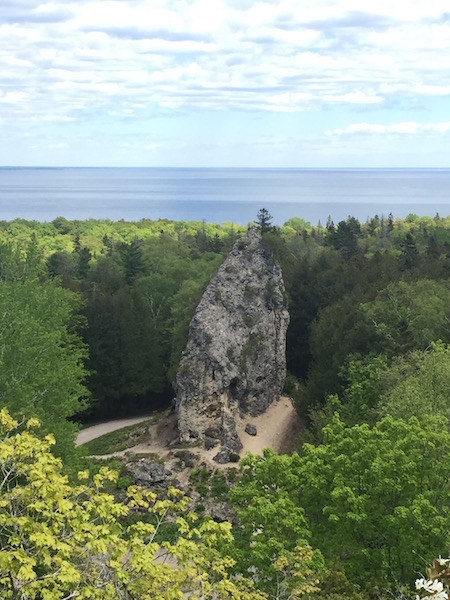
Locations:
1;0;449;167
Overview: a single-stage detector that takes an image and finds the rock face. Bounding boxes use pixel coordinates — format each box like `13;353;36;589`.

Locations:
175;227;289;453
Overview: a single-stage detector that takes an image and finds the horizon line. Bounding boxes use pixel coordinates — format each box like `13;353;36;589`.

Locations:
1;165;450;170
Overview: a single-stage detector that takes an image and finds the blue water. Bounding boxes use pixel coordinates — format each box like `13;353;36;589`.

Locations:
0;167;449;226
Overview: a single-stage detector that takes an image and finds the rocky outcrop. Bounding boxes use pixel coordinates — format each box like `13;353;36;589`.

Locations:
175;228;289;456
125;460;172;487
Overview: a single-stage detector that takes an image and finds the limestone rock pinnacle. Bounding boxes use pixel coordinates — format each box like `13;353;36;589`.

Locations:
175;227;289;455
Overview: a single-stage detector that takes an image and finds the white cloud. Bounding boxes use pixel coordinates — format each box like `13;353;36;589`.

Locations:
328;121;450;136
1;0;450;164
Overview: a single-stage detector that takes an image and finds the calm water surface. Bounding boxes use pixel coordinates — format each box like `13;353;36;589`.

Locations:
0;167;449;225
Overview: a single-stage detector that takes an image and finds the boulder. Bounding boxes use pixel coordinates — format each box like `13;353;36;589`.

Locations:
213;448;232;464
245;423;257;436
126;460;172;487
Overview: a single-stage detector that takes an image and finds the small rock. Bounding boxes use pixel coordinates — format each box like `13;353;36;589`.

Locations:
204;436;219;450
245;423;257;436
204;427;221;439
205;500;238;524
213;448;231;464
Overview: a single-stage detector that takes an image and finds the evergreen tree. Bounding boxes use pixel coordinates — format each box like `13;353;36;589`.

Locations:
400;231;419;269
256;208;274;233
119;237;145;284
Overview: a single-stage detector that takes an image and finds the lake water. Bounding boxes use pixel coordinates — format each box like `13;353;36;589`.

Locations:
0;167;449;226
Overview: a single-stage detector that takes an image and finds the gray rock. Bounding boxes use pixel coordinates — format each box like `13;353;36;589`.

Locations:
245;423;257;436
213;448;231;464
206;500;238;524
126;460;172;486
204;426;221;439
204;436;219;450
222;414;243;452
175;228;289;449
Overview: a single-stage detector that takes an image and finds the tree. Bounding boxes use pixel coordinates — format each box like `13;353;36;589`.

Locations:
298;414;450;590
0;274;89;465
229;449;324;598
0;408;264;600
400;231;419;270
387;212;394;233
326;217;361;260
119;237;145;285
361;279;450;356
338;352;389;425
256;208;274;234
378;341;450;424
230;417;450;595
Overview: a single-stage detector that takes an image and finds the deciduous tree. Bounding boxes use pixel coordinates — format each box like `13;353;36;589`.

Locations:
0;409;263;600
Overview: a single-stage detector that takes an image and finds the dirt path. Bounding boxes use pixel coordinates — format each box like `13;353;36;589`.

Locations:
77;398;300;465
76;415;152;446
129;397;298;463
236;397;299;454
193;396;299;466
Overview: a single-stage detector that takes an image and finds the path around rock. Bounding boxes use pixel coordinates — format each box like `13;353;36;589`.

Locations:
77;397;300;465
236;397;299;455
76;415;152;446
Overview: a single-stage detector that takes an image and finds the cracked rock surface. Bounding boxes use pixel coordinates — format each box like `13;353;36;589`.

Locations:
175;228;289;457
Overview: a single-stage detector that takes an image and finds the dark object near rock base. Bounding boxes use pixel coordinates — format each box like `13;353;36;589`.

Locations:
213;448;232;464
245;423;257;436
205;436;219;450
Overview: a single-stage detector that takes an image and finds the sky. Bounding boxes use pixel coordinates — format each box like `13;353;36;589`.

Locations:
1;0;450;167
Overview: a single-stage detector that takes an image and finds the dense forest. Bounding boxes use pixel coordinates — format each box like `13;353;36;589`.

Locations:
0;212;449;599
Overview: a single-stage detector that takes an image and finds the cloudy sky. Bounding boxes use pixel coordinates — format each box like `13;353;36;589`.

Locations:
1;0;449;167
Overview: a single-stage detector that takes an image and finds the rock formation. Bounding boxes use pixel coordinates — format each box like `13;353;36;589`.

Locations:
175;227;289;457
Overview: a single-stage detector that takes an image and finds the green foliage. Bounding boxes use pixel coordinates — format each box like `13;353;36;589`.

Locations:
361;279;450;355
299;414;450;590
188;467;229;499
0;218;246;421
400;231;419;269
231;417;450;596
0;257;88;466
82;231;225;416
283;217;313;232
256;208;274;234
3;213;450;426
119;237;145;284
229;449;324;597
0;409;264;600
338;353;388;425
378;341;450;423
332;342;450;430
325;217;362;260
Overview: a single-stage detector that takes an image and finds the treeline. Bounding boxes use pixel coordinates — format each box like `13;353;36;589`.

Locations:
279;212;450;426
1;212;450;428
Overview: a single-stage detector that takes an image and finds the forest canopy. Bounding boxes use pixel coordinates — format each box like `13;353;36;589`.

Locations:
0;212;449;598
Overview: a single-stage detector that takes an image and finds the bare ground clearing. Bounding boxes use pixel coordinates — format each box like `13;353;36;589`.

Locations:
77;397;300;466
